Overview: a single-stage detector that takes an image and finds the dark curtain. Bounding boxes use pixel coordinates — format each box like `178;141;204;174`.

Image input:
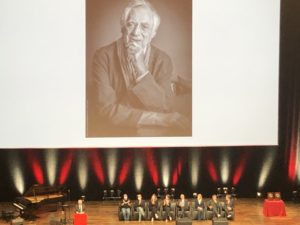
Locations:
279;0;300;183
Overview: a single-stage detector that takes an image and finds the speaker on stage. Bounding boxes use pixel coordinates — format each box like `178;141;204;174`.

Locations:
176;218;192;225
212;217;228;225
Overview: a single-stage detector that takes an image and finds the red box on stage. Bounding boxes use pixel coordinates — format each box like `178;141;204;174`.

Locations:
74;213;87;225
263;199;286;217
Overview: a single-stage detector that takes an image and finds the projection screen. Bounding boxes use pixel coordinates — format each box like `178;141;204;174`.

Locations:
0;0;280;148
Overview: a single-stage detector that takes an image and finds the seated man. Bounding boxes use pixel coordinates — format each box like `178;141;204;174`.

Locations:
194;194;205;220
89;0;191;137
207;194;221;219
177;194;189;218
134;194;146;221
75;199;85;214
120;194;131;221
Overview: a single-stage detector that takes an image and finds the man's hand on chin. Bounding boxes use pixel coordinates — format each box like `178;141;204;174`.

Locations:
127;43;148;78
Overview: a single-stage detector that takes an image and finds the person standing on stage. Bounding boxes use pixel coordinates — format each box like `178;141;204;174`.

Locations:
149;194;159;221
75;199;85;214
134;194;146;221
194;193;205;220
120;194;131;221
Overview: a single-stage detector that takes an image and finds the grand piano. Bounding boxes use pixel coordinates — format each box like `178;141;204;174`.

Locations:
13;184;68;219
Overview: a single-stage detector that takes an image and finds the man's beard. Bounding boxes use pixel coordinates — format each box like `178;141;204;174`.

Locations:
123;34;150;54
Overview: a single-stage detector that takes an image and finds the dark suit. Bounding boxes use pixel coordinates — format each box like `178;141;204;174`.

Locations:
75;204;85;214
207;200;221;218
194;199;205;220
177;199;189;218
224;198;234;218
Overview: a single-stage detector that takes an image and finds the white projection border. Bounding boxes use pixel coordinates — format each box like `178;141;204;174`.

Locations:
0;0;280;148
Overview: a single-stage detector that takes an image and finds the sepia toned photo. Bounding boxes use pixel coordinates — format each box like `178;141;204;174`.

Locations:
86;0;192;137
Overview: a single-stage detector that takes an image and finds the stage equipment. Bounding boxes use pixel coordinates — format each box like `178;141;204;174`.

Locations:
212;217;228;225
12;184;68;219
176;218;192;225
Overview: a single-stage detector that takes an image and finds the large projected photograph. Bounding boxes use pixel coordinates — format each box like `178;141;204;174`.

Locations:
86;0;192;137
0;0;280;147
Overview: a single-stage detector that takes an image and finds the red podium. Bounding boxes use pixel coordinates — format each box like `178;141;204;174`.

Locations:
263;199;286;217
74;213;87;225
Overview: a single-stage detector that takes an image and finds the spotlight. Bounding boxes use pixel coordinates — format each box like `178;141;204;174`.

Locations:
157;188;161;198
103;190;107;200
110;189;115;198
231;187;237;198
170;188;175;199
223;187;228;194
117;190;122;199
292;190;299;202
193;193;197;199
163;187;169;196
217;187;222;198
256;192;262;198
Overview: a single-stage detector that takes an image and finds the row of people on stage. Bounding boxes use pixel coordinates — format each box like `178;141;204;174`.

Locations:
119;193;235;222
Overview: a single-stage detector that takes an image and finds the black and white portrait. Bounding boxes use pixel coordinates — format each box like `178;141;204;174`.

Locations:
86;0;192;137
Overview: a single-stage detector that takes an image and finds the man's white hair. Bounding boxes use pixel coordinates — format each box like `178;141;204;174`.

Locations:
120;0;161;37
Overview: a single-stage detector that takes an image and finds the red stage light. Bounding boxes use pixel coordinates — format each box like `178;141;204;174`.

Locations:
145;149;159;186
118;153;133;185
233;153;249;185
28;151;44;185
288;147;297;182
172;159;183;186
90;151;105;185
206;160;218;183
59;152;73;185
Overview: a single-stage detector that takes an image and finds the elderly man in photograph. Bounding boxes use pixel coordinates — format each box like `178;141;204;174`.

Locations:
91;0;191;137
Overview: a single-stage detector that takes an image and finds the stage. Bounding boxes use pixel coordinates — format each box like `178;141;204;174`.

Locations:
0;199;300;225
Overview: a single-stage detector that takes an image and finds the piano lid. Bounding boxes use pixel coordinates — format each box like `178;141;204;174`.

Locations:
24;184;67;197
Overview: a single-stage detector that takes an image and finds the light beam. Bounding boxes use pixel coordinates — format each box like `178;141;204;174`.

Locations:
45;149;58;185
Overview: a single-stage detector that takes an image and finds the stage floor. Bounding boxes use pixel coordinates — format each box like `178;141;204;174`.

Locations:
1;198;300;225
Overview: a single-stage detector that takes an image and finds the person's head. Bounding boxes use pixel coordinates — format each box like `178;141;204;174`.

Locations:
180;194;185;200
137;194;142;201
151;194;157;202
197;193;202;200
120;0;160;50
78;199;83;205
165;194;170;200
212;194;217;201
123;193;128;200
